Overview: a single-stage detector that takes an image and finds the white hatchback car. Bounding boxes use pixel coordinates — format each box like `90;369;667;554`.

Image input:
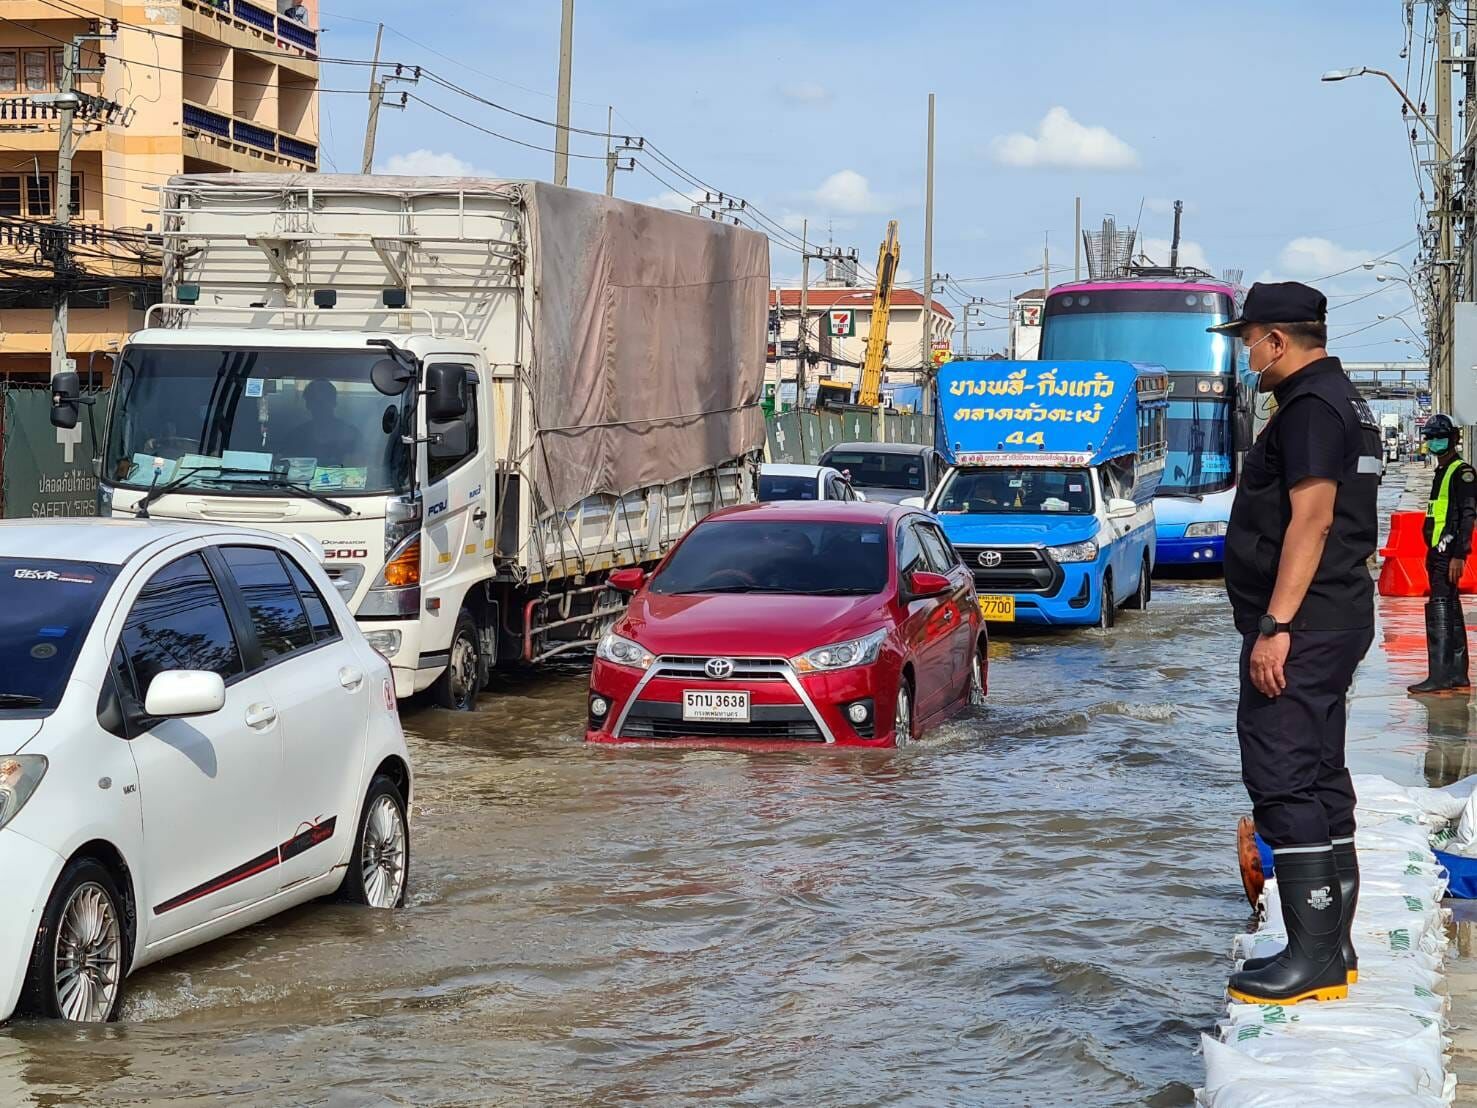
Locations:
757;463;866;503
0;520;412;1024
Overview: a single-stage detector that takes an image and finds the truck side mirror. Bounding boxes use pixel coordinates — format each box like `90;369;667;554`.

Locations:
49;371;81;430
370;357;414;397
425;363;469;421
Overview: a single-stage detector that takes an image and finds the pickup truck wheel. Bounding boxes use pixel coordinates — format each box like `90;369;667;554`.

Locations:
1098;571;1116;630
1125;554;1152;610
431;612;481;711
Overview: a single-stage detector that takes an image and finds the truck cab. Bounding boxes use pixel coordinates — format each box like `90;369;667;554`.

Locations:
929;360;1167;628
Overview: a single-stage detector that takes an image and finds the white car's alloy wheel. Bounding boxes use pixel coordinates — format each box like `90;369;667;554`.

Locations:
53;883;122;1022
360;794;408;909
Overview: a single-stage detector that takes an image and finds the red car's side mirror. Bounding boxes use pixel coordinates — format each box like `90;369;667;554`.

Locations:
907;571;951;598
609;568;647;593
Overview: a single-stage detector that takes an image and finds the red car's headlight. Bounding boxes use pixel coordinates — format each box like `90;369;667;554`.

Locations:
791;628;887;674
596;631;654;671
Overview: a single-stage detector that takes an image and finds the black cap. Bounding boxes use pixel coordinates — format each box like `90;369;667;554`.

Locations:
1423;413;1458;439
1206;281;1328;335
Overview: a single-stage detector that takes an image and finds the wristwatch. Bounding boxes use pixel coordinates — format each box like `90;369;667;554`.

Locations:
1258;614;1292;636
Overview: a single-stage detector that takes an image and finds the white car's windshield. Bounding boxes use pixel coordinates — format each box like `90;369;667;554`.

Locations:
0;558;118;712
105;346;414;496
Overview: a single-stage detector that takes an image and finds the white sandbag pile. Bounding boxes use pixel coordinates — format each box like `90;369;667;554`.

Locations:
1197;774;1456;1107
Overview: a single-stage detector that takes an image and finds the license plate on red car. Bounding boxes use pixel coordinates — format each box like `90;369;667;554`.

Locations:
682;690;750;723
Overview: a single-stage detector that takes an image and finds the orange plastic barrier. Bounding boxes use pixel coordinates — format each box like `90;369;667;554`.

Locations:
1378;511;1429;597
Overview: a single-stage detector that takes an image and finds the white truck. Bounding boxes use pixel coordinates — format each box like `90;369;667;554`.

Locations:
50;174;770;708
1380;412;1402;463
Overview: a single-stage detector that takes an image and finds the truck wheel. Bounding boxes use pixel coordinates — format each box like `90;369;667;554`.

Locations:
431;611;481;711
1125;554;1152;610
1098;571;1116;629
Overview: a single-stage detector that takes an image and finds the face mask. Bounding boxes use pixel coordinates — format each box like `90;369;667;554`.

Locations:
1430;438;1451;454
1246;331;1283;378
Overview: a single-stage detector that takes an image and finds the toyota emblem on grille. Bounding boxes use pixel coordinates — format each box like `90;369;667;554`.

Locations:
978;550;1003;568
704;657;735;679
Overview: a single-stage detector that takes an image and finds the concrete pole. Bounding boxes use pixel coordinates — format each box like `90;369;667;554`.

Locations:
604;105;616;196
51;40;78;381
1043;232;1050;301
360;23;384;174
1437;1;1455;412
554;0;574;186
799;218;810;407
1074;196;1081;282
920;92;935;415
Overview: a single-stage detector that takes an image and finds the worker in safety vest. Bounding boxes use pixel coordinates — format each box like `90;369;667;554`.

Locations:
1409;414;1477;693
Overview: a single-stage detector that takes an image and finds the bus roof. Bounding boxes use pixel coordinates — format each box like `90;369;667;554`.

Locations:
1047;279;1235;297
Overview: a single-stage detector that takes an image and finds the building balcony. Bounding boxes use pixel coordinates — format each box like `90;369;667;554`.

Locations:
182;100;317;169
0;98;61;127
181;0;319;60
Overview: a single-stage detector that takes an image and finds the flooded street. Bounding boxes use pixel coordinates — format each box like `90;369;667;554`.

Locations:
5;466;1477;1107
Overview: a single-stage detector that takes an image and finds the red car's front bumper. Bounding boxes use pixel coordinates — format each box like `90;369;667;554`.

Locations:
585;656;902;748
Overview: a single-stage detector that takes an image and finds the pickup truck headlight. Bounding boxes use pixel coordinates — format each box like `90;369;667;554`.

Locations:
596;632;654;671
1185;521;1229;538
792;628;887;674
1047;539;1099;564
0;755;46;831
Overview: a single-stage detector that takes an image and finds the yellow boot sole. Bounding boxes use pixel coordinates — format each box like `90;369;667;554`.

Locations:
1227;982;1348;1005
1348;969;1358;985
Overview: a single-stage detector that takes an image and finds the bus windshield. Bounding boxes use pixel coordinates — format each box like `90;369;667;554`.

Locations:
104;346;414;496
1040;311;1232;372
934;467;1094;515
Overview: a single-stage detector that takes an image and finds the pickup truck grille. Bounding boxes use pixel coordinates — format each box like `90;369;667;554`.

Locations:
954;546;1062;595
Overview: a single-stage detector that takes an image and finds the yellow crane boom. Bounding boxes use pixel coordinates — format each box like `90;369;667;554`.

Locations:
857;220;900;408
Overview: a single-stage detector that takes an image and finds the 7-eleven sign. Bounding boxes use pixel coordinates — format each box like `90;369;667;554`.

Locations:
826;308;856;338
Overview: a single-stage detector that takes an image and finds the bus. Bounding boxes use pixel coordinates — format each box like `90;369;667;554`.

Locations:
1038;274;1249;567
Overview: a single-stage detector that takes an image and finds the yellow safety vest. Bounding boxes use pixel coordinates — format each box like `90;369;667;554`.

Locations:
1428;459;1465;547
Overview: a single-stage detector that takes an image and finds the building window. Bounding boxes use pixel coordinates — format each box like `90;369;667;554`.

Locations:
22;50;48;93
51;49;63;90
25;174;50;217
0;51;17;94
0;176;19;217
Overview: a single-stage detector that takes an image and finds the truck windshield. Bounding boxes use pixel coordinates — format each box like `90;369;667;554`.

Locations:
934;467;1094;514
651;520;889;595
0;558;117;713
104;346;413;496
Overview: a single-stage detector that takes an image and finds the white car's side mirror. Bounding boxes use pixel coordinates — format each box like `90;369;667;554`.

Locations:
900;496;926;509
145;670;226;718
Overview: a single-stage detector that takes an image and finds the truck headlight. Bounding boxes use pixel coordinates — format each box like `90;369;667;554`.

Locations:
0;755;47;831
363;629;402;658
792;628;887;674
1185;521;1229;538
1047;539;1099;564
596;632;654;671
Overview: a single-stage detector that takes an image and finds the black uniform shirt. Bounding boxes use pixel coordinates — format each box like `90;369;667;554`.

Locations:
1423;455;1477;558
1225;357;1382;633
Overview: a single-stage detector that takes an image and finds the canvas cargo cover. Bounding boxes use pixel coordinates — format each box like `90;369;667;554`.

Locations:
159;173;769;514
523;181;769;511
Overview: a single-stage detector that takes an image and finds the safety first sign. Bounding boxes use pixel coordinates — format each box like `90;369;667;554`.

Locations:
826;309;855;338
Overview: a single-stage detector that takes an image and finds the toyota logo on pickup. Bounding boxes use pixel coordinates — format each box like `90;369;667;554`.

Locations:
704;658;735;679
978;550;1003;568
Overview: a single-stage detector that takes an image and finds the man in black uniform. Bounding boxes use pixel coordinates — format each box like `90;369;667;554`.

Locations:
1408;414;1477;693
1212;282;1383;1005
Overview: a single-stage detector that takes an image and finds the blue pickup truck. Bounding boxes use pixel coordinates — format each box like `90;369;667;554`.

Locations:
928;360;1169;629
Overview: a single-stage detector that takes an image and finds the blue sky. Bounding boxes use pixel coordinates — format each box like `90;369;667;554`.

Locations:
316;0;1432;361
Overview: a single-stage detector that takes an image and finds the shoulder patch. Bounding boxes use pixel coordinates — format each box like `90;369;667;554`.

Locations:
1349;397;1378;430
1464;469;1475;483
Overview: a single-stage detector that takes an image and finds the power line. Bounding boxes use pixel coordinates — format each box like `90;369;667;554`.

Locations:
405;93;610;160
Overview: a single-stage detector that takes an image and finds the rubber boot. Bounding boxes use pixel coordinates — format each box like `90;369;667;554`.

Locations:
1227;846;1347;1005
1238;837;1360;986
1449;595;1471;690
1409;599;1454;693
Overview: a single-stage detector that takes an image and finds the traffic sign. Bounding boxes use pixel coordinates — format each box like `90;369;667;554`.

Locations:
826;309;855;338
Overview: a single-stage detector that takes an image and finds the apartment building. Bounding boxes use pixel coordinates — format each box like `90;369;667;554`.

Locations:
0;0;320;378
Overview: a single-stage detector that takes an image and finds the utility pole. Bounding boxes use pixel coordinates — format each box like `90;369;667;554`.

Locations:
1437;0;1455;412
961;296;986;356
1042;232;1050;299
1074;196;1082;282
360;22;384;173
605;105;616;195
799;218;810;407
51;40;78;383
920;92;936;415
553;0;574;186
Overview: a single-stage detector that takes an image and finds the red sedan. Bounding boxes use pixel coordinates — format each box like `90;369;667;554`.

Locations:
585;502;986;748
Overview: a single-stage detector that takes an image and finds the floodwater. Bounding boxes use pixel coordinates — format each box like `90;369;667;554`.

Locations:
4;463;1477;1107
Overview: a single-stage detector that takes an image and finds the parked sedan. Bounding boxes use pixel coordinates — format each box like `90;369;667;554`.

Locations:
757;463;865;502
0;520;411;1024
818;442;949;506
586;502;985;748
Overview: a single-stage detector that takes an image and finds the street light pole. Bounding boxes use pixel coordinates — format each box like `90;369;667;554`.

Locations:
1321;66;1451;157
553;0;574;187
920;92;935;416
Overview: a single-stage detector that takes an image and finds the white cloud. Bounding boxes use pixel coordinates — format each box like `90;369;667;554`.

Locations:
1141;237;1212;273
1275;237;1377;280
381;149;491;177
895;267;916;286
991;107;1140;171
778;81;832;106
643;188;705;212
812;169;887;214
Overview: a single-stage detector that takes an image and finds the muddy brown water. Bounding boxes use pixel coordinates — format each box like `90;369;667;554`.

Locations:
5;463;1477;1106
